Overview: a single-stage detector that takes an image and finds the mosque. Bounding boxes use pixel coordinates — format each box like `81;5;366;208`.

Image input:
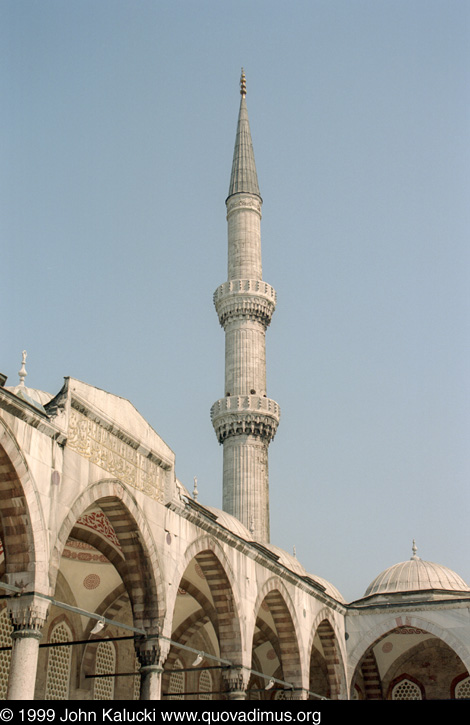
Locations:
1;72;469;701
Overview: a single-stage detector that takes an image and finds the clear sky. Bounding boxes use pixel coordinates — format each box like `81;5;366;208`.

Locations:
3;0;469;602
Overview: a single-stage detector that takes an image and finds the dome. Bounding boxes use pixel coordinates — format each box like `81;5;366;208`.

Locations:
7;384;53;414
205;507;252;540
306;574;345;603
364;542;470;599
264;544;307;577
6;352;53;414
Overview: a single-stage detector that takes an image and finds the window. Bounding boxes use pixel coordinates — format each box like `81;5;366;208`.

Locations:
199;670;212;700
168;658;185;700
45;622;72;700
0;606;12;700
94;641;116;700
455;676;470;699
391;677;422;700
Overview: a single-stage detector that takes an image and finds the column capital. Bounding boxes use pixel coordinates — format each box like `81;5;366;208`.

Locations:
222;665;250;699
7;594;49;637
135;633;169;671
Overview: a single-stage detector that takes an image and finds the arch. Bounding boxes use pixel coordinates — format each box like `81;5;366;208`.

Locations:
348;613;470;678
350;621;470;700
251;577;304;691
308;612;347;700
0;419;49;592
167;535;244;663
51;479;165;632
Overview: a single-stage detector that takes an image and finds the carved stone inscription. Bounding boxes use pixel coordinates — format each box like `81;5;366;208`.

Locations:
68;408;164;501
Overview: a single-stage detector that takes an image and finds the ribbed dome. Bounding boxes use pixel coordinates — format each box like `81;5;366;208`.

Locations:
308;574;345;603
264;544;307;577
7;385;53;413
205;507;252;540
364;543;470;598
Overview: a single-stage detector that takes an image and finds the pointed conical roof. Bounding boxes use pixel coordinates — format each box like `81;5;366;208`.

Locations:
227;70;261;200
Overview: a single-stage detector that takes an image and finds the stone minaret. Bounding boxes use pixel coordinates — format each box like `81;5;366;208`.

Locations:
211;70;280;542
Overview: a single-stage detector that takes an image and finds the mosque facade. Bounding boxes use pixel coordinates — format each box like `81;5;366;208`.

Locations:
1;73;469;701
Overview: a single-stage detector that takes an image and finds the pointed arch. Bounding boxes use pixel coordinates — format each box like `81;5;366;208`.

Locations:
0;419;49;592
308;610;347;700
251;577;304;690
348;613;470;678
166;535;244;663
50;479;165;631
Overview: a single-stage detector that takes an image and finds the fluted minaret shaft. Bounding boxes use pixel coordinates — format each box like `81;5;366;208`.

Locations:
211;71;280;543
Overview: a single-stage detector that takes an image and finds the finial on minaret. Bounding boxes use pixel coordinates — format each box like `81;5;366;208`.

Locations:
411;539;419;560
240;68;246;98
18;351;27;387
193;477;198;501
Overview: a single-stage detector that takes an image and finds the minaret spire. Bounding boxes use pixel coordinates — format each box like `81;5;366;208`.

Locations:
228;70;261;200
211;72;280;542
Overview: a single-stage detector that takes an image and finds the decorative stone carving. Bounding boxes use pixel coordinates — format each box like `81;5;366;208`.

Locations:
8;595;49;637
67;407;165;501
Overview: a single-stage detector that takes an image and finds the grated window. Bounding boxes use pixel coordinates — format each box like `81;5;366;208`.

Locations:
455;677;470;699
199;670;212;700
0;606;12;700
392;678;422;700
94;641;116;700
168;658;185;700
45;622;72;700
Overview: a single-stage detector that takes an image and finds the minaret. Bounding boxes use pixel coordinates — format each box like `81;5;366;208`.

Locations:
211;70;280;542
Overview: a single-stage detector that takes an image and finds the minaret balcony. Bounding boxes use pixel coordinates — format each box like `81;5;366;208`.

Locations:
214;280;276;328
211;395;280;444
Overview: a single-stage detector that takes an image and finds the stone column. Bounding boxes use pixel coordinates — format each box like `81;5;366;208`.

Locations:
222;666;250;700
135;635;168;700
7;596;49;700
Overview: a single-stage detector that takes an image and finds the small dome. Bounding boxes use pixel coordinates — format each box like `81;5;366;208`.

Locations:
364;542;470;599
205;507;252;540
7;385;53;414
307;574;345;603
264;544;307;577
6;352;52;414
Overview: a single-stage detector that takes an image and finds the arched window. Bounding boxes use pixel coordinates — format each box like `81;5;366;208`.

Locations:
391;676;423;700
199;670;212;700
454;676;470;699
45;621;72;700
0;606;12;700
93;640;116;700
168;658;185;700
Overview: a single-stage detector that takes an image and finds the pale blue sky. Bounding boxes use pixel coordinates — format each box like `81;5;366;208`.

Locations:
3;1;469;601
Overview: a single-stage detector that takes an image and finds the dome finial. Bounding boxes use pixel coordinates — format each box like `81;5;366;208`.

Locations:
18;350;27;387
240;68;246;98
411;539;419;560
